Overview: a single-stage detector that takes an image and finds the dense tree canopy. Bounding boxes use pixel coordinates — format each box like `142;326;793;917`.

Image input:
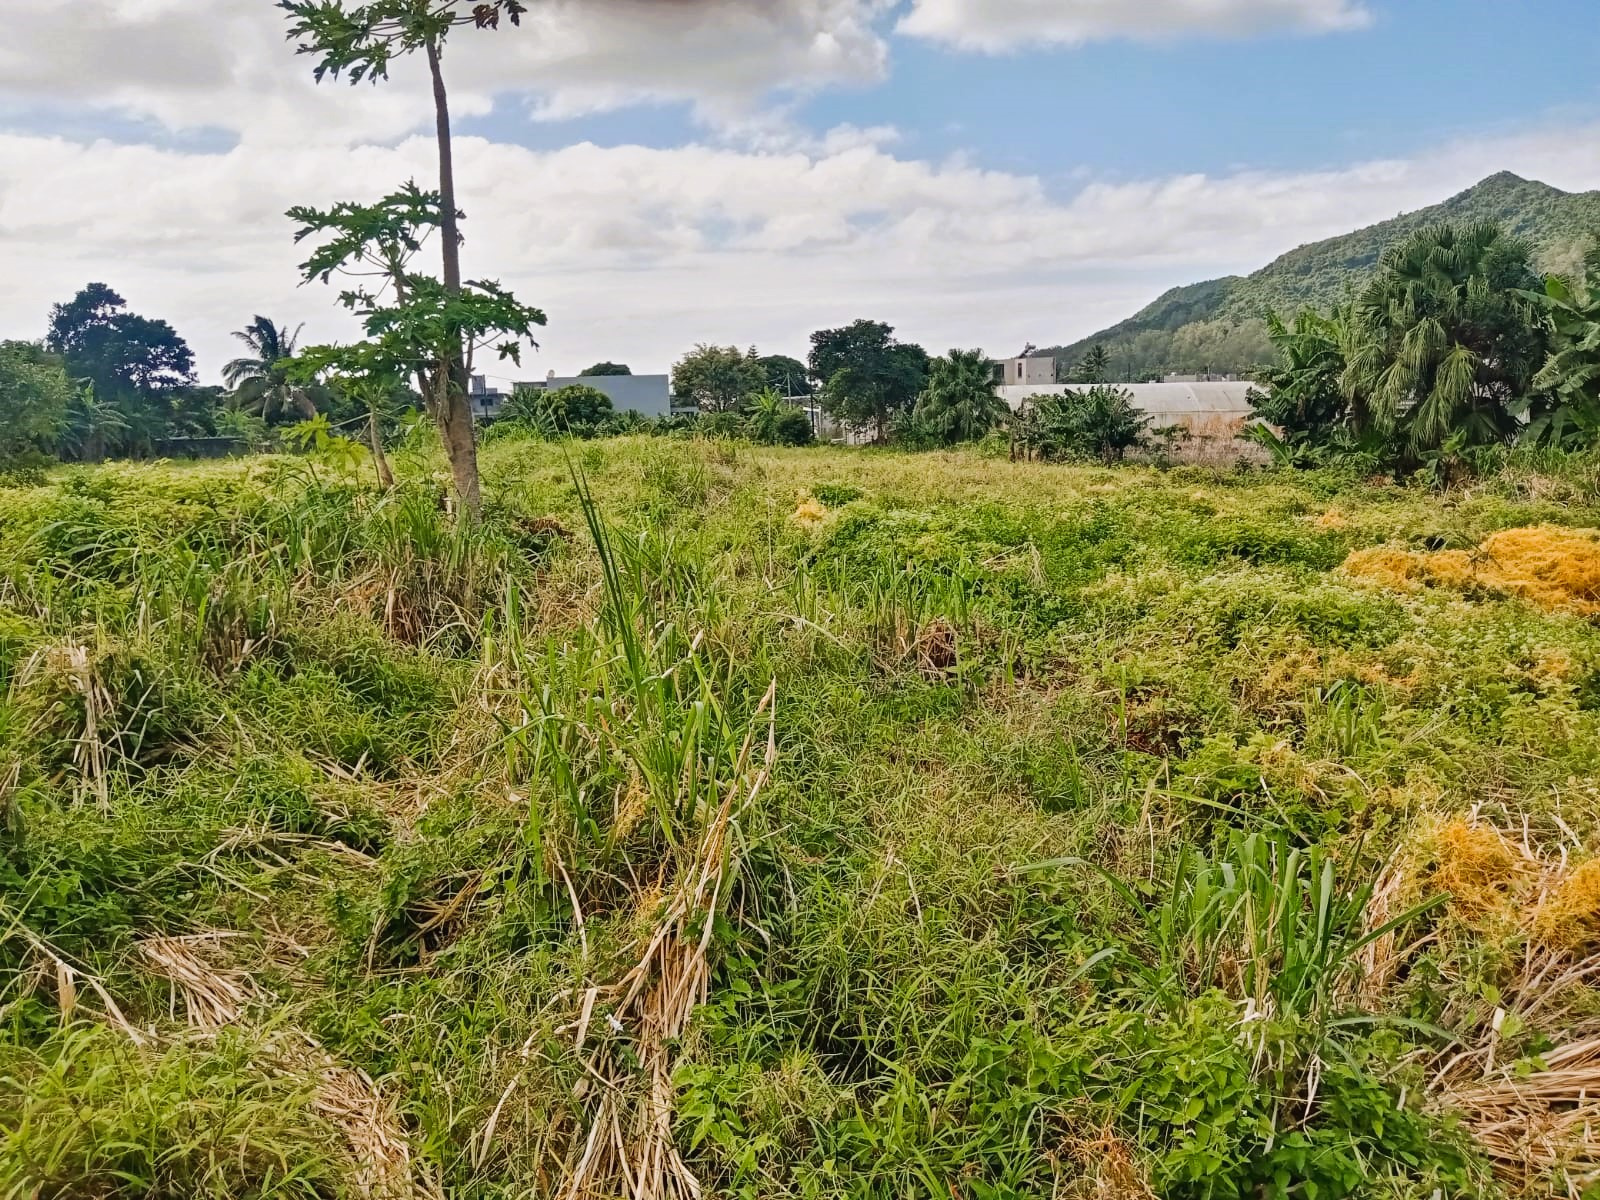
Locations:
757;354;811;397
915;349;1007;444
47;284;196;401
672;344;765;413
810;320;929;442
45;284;202;457
744;388;814;446
1342;221;1547;452
0;342;72;464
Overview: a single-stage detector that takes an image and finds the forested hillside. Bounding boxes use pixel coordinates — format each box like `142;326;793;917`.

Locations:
1049;172;1600;380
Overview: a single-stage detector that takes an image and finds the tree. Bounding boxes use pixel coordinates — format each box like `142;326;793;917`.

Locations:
223;316;318;423
915;348;1007;444
280;0;530;515
0;342;71;465
1249;307;1350;446
1341;221;1547;453
286;182;545;512
757;353;811;397
809;320;929;443
60;384;130;463
1073;343;1111;384
1522;240;1600;448
47;284;196;400
1017;386;1149;463
580;361;631;377
672;344;764;413
286;340;410;488
45;284;199;457
744;388;813;446
542;384;614;435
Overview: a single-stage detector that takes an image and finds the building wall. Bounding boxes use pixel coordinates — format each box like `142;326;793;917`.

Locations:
995;357;1056;386
545;374;675;420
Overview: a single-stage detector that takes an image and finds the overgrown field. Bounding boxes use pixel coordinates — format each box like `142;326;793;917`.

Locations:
5;436;1600;1199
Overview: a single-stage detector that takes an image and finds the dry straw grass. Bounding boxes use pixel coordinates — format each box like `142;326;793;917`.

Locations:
1344;524;1600;613
1441;1037;1600;1194
133;929;436;1199
1391;815;1600;1191
557;682;776;1200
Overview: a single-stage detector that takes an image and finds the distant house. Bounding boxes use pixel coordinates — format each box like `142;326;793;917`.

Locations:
992;355;1057;387
469;372;682;421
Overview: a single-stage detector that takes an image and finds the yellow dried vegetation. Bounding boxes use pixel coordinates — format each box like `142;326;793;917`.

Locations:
790;497;829;531
1343;525;1600;614
1414;818;1600;954
1429;820;1528;918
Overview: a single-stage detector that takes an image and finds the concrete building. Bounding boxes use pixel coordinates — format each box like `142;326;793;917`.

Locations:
993;355;1057;387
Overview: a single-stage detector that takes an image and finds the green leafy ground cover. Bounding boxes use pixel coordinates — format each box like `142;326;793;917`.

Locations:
4;436;1600;1198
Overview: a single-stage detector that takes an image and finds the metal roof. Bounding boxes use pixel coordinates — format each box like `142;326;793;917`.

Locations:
996;381;1257;416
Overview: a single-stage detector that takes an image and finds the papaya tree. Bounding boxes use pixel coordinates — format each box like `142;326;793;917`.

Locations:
287;182;545;502
279;0;530;513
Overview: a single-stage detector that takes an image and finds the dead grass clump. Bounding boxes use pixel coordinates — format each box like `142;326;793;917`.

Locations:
1429;820;1528;918
791;497;828;531
1343;525;1600;614
1313;508;1350;530
1063;1127;1156;1200
133;929;433;1199
1442;1036;1600;1195
1534;859;1600;954
138;933;257;1028
911;617;959;677
557;683;775;1200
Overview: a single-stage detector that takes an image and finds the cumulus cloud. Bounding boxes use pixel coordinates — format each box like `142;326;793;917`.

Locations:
898;0;1370;52
0;0;893;145
5;122;1599;382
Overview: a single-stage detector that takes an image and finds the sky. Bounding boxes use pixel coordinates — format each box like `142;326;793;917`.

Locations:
3;0;1600;386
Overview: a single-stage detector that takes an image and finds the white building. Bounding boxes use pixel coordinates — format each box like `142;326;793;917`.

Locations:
993;355;1058;387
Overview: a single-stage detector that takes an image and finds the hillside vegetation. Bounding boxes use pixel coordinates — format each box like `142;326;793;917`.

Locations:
1051;172;1600;379
5;436;1600;1197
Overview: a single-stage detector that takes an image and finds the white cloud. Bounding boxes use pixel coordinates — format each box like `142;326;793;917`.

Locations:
898;0;1370;52
0;0;894;147
4;122;1599;382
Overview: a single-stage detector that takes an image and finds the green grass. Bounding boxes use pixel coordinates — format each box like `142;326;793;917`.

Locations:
3;437;1600;1197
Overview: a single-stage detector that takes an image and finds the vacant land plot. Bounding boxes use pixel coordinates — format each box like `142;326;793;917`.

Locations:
4;437;1600;1198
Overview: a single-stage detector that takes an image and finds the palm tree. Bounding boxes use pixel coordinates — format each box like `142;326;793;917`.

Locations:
1341;222;1546;452
1074;343;1110;384
1523;240;1600;447
223;316;316;422
1251;307;1350;439
744;388;787;444
915;349;1008;444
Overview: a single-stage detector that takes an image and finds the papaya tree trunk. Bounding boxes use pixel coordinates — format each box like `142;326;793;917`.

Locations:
426;35;481;517
368;405;395;490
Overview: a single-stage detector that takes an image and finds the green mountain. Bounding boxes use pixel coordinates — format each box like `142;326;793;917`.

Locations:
1050;172;1600;380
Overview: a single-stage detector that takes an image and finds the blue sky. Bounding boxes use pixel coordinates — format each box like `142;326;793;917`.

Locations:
5;0;1600;378
463;0;1600;186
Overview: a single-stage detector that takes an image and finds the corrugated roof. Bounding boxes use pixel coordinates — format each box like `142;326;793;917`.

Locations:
996;381;1257;415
